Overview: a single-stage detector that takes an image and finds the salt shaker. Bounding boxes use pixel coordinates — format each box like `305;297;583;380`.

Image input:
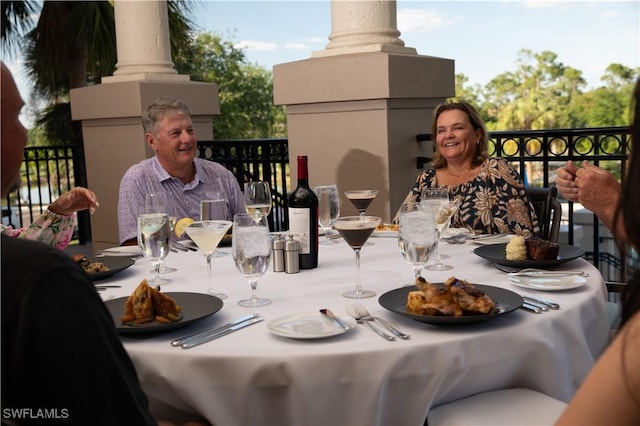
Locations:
285;235;300;274
272;234;285;272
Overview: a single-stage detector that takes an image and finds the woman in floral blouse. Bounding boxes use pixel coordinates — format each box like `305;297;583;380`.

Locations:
1;186;99;250
400;101;539;237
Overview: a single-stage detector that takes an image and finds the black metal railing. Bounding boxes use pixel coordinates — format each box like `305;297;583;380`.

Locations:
3;127;630;281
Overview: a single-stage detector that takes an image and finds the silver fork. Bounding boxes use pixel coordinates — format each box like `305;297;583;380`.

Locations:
346;305;396;341
352;304;410;339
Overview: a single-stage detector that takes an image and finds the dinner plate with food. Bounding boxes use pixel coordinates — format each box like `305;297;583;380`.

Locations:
372;223;399;237
104;280;224;334
72;254;135;281
378;276;523;325
267;312;357;339
473;236;585;268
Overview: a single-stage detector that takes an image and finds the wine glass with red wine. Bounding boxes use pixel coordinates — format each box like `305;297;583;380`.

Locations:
333;215;382;299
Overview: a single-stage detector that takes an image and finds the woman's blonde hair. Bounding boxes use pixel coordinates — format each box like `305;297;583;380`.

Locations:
430;101;489;169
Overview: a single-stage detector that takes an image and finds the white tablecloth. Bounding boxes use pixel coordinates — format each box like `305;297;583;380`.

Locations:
98;235;610;426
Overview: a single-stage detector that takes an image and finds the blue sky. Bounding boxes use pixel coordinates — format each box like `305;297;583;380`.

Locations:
193;0;639;88
5;0;639;126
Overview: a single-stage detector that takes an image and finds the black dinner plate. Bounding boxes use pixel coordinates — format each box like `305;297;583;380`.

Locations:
473;243;585;268
83;256;135;281
378;284;523;325
105;292;224;335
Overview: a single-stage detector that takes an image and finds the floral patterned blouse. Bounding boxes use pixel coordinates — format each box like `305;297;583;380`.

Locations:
401;157;540;237
0;209;75;250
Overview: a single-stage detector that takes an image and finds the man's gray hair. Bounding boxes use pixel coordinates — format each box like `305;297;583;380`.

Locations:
142;97;192;134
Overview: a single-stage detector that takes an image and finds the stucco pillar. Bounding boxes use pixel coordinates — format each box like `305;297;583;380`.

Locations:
70;0;218;250
273;0;453;222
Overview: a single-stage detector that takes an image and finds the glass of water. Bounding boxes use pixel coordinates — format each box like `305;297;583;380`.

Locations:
314;184;340;245
398;202;437;279
138;205;172;286
232;213;272;307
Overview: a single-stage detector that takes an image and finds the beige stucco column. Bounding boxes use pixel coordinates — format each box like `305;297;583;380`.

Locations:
70;0;219;250
273;0;453;222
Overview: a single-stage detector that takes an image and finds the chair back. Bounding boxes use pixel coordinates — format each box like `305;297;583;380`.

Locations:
526;186;562;243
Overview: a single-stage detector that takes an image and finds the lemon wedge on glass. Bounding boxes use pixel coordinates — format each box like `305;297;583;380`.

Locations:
174;217;195;237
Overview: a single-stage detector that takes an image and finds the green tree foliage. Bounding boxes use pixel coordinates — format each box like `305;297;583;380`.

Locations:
455;49;639;131
174;32;286;139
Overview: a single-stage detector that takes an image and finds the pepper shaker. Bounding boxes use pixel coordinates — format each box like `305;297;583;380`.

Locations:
272;234;285;272
285;235;300;274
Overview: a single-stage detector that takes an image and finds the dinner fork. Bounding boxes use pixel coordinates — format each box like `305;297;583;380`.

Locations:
346;305;395;341
352;304;410;339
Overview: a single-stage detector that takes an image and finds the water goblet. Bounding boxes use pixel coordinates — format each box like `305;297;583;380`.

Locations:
137;206;172;287
185;220;233;299
398;202;437;279
422;188;457;271
232;213;272;307
145;191;177;275
314;184;340;245
333;215;382;299
244;181;272;222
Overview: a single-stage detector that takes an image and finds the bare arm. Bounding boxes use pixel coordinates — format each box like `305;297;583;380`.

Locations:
48;187;99;215
556;313;640;425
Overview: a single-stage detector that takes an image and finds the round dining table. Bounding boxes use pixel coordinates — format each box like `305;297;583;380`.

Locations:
96;232;610;426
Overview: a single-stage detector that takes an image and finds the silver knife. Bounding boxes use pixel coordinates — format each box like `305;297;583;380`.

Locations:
520;302;542;313
521;297;548;311
171;313;258;347
181;316;263;349
524;296;560;310
319;308;349;330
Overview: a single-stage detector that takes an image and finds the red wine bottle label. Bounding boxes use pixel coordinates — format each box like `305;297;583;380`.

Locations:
288;207;311;254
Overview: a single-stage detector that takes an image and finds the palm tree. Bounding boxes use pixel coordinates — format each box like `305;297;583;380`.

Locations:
1;0;197;145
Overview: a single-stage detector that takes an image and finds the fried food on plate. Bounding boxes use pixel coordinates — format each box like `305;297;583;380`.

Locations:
407;276;496;317
121;280;182;325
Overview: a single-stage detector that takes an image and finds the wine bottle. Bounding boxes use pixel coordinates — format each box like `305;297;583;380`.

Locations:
287;155;319;269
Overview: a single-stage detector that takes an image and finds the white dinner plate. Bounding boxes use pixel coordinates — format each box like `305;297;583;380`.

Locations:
267;312;357;339
508;274;587;291
372;230;398;238
99;246;141;257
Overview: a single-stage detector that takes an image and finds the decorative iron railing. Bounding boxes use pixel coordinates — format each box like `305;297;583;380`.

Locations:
3;127;631;281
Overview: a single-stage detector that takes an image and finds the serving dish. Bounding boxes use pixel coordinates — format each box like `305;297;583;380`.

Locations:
378;284;523;325
473;243;585;268
104;292;223;335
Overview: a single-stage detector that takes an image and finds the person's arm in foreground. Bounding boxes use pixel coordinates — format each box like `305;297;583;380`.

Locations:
555;312;640;425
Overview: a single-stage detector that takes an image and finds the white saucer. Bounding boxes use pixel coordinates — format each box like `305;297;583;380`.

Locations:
99;246;141;257
267;312;356;339
372;230;398;238
508;274;587;291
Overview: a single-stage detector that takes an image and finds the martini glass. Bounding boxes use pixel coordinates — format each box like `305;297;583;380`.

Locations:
185;220;233;299
334;215;382;299
232;213;272;307
398;202;437;279
344;190;378;218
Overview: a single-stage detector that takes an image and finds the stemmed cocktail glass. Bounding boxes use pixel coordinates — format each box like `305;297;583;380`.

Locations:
232;213;272;307
200;194;230;258
138;205;172;287
398;202;437;279
333;215;382;299
314;184;340;245
185;220;232;299
344;190;378;218
421;188;458;271
244;181;272;222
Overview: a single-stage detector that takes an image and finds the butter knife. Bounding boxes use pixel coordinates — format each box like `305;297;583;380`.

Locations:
181;316;263;349
171;313;259;347
523;296;560;310
320;308;349;330
520;302;542;314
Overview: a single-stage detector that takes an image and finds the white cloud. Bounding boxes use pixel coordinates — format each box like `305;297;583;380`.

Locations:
285;42;310;50
234;40;278;52
397;8;460;34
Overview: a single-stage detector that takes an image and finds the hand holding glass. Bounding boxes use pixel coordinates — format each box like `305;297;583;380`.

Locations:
185;220;232;299
138;206;172;287
232;213;272;307
398;202;437;279
314;184;340;245
334;215;382;299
